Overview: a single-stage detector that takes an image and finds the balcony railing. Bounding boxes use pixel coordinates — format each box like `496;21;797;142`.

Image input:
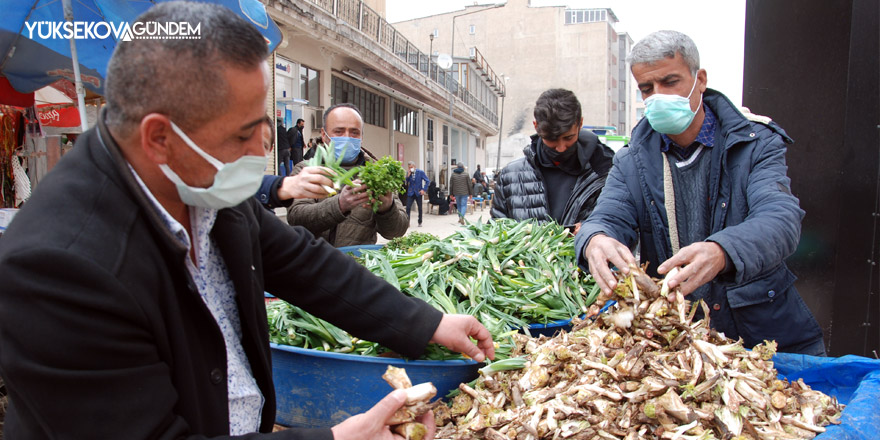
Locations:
305;0;500;126
470;47;505;97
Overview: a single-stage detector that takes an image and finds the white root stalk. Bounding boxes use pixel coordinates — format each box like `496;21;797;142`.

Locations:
660;267;679;298
382;366;436;434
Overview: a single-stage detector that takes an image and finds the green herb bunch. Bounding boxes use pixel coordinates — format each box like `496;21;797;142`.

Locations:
386;232;439;252
358;156;406;212
306;141;405;212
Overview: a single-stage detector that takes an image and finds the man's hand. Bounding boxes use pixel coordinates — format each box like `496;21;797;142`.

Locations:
374;191;394;213
429;314;495;363
338;181;371;213
419;190;425;196
330;389;437;440
584;234;637;295
277;166;334;200
656;242;727;296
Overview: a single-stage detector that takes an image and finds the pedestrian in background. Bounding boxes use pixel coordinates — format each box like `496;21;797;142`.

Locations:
303;137;319;161
276;118;292;175
449;163;473;224
288;118;305;165
405;160;431;227
473;164;483;184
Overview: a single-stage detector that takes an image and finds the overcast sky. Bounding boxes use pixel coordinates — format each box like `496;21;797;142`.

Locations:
386;0;746;105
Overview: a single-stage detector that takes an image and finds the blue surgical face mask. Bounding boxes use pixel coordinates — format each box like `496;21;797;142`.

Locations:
643;76;702;135
331;136;362;164
159;121;267;209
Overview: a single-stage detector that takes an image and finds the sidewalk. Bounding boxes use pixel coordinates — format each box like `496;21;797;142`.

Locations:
274;200;492;243
378;200;492;243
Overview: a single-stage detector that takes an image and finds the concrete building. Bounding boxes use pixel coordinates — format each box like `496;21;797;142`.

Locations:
263;0;504;191
392;0;638;170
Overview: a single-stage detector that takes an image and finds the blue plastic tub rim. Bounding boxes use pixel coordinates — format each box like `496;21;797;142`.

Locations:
338;244;384;258
270;343;481;366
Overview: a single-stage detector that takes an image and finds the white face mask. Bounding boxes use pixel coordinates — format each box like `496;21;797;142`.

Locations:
159;121;267;209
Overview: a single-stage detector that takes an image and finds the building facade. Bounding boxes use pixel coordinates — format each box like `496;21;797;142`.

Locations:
264;0;504;191
392;0;637;170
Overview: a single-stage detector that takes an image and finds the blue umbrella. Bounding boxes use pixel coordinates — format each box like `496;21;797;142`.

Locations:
0;0;282;129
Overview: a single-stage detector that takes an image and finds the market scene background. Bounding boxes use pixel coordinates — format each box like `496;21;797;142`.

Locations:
0;0;877;437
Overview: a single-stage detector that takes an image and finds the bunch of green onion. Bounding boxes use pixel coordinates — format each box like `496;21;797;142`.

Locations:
267;219;600;361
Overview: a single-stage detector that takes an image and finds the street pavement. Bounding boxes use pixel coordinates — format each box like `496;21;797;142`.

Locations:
273;198;492;243
378;199;492;243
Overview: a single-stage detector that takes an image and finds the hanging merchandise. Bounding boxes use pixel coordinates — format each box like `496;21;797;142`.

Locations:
0;112;16;207
12;156;30;207
24;106;43;138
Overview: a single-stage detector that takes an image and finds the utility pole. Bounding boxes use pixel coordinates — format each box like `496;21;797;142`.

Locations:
495;93;505;172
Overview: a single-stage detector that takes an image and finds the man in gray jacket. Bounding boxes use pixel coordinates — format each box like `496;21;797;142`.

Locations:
449;163;473;224
491;89;614;234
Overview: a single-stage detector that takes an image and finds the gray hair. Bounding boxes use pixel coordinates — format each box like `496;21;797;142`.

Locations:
104;2;268;134
322;103;364;130
627;30;700;75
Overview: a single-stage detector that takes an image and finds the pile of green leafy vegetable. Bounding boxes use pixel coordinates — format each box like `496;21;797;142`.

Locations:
384;232;439;252
267;219;600;360
305;143;405;212
358;156;406;212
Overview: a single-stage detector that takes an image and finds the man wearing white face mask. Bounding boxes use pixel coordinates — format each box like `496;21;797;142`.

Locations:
287;103;409;247
575;30;824;356
0;4;496;439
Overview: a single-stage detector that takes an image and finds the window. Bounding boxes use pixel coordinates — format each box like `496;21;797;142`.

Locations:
331;76;386;128
433;28;439;37
566;9;609;24
469;47;476;57
300;65;319;105
442;125;449;145
393;103;418;136
427;118;434;141
468;25;475;35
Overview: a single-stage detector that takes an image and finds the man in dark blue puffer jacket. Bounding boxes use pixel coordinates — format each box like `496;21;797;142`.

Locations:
576;30;824;355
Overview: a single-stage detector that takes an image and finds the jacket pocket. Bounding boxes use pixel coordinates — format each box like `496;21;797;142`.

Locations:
725;266;795;308
725;267;811;348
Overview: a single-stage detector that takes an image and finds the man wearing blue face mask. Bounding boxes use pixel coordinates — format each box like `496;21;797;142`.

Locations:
575;30;824;356
287;103;409;247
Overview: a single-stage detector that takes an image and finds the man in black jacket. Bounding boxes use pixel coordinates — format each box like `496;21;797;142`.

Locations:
0;3;494;440
288;118;305;165
276;118;292;175
491;88;614;234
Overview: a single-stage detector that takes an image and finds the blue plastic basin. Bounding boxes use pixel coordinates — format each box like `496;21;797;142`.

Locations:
337;244;384;257
270;343;480;428
522;318;573;337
